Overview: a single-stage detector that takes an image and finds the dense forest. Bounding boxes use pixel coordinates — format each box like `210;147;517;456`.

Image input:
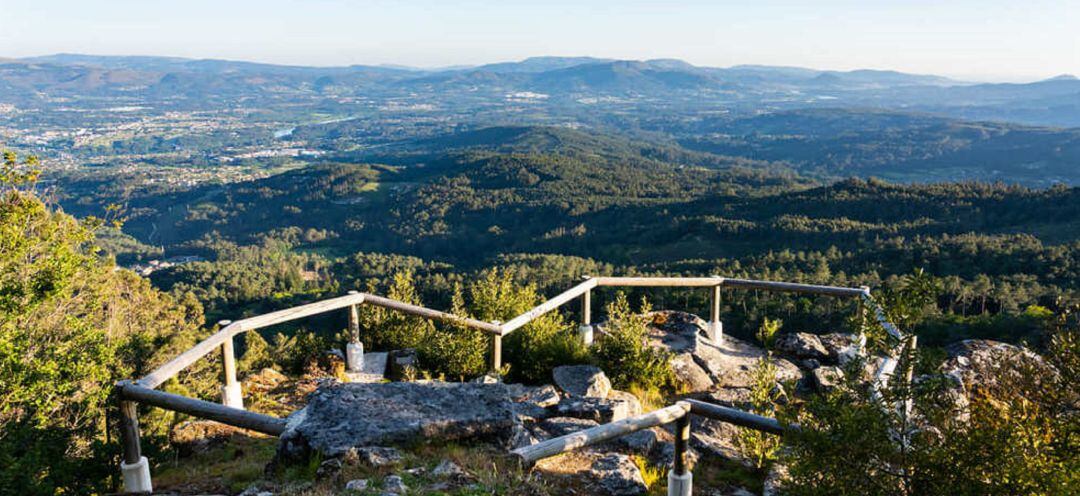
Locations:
6;120;1080;494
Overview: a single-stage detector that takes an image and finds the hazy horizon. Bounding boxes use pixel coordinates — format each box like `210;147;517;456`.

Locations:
3;0;1077;84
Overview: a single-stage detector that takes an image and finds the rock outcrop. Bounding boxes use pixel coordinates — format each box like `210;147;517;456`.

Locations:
553;365;612;398
591;453;648;496
276;382;521;464
645;311;803;391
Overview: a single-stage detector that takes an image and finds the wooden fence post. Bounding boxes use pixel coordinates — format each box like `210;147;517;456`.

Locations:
578;279;594;346
490;321;503;374
669;406;693;495
346;290;364;373
117;394;152;493
708;281;723;344
219;320;243;410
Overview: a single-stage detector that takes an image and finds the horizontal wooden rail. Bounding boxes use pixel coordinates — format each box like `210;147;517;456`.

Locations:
512;402;691;463
721;278;867;297
362;293;501;334
116;381;287;436
140;291;493;389
139;322;242;389
685;399;797;435
595;276;723;287
501;278;599;335
232;292;367;332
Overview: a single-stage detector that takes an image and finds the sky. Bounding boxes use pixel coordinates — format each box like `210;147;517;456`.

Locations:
2;0;1077;82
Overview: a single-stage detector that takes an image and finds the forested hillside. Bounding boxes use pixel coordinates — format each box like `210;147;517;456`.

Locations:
47;127;1080;348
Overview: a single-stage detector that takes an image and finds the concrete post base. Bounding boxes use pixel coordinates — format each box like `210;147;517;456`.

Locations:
577;324;594;346
346;342;364;372
121;456;152;493
667;469;692;496
707;320;723;343
221;382;244;410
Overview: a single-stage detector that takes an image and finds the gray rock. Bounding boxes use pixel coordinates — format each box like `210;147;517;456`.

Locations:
345;446;404;467
344;479;369;492
646;311;711;352
619;428;659;453
507;384;561;422
653;441;701;469
238;486;274;496
591;453;648;496
682;335;803;389
536;416;600;438
942;339;1057;394
811;366;845;392
763;463;790;496
387;349;419;381
430;459;468;479
554;396;633;423
346;351;388;383
383;475;407;494
689;414;742;461
316;458;342;478
774;332;830;361
553;365;612;398
276;382;520;463
671;353;714;392
608;390;643;417
820;333;861;365
702;387;752;410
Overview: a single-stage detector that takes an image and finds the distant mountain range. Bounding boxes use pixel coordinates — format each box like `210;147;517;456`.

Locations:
3;53;1078;126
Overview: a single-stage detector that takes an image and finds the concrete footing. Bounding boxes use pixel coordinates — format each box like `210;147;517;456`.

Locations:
346;342;364;372
221;382;243;410
667;469;692;496
121;456;152;493
707;320;723;343
577;324;594;346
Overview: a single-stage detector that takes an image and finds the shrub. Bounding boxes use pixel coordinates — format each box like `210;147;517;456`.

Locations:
591;292;674;391
780;324;1080;496
419;284;489;380
358;270;435;351
0;152;206;494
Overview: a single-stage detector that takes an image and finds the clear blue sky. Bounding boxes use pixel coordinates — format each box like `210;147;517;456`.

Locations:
2;0;1077;82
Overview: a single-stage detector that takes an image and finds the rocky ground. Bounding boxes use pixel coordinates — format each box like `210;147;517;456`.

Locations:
153;310;1026;495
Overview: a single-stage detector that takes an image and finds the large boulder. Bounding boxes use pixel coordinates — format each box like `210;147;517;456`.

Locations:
553;365;612;398
810;366;845;392
645;312;802;389
819;333;862;365
941;339;1057;395
671;353;715;392
774;332;830;361
275;382;520;464
591;453;648;496
386;348;419;382
554;396;633;423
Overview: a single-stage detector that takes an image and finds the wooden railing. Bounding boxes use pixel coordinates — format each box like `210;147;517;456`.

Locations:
513;398;801;496
113;275;901;493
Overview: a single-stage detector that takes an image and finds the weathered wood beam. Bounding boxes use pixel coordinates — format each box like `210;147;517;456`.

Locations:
501;277;599;335
595;276;723;287
116;381;287;436
362;293;501;334
721;278;866;297
684;399;796;435
513;402;690;463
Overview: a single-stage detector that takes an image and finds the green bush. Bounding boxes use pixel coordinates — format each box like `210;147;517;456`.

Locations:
419;284;489;380
780;325;1080;496
0;152;206;494
591;292;674;391
358;270;435;351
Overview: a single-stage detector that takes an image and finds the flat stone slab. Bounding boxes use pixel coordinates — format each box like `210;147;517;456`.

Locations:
346;351;388;383
276;382;520;463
